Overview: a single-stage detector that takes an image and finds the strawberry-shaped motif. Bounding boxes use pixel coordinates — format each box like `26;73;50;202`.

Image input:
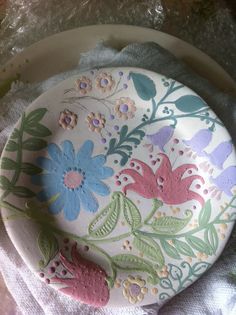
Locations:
51;243;110;307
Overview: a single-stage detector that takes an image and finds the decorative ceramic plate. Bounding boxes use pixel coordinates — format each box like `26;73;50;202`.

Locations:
1;68;236;308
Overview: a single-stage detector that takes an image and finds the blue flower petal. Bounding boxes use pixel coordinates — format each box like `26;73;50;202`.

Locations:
36;157;58;173
86;166;114;180
62;140;75;164
76;140;94;164
85;179;110;196
32;139;114;221
63;191;80;221
48;193;65;214
48;143;63;164
91;155;106;166
78;188;98;213
99;166;114;179
32;173;61;187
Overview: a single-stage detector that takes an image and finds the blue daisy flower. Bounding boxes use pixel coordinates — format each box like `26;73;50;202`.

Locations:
32;140;114;221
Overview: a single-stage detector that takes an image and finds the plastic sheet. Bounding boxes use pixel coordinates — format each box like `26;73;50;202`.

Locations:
0;0;236;80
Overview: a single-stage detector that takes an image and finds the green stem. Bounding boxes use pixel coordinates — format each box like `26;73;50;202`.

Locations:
1;113;25;200
139;196;236;240
87;231;132;244
144;199;163;224
0;200;25;213
150;85;173;121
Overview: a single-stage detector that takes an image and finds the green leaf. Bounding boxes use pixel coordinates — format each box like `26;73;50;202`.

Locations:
0;175;12;189
152;210;192;234
172;239;196;257
204;225;219;254
108;138;117;151
174;95;207;113
114;150;129;166
88;192;121;238
112;254;158;284
11;186;35;198
132;130;145;138
106;276;116;289
160;278;173;289
5;140;18;152
169;264;183;280
0;157;18;170
22;138;47;151
119;125;128;141
37;229;59;267
160;239;181;259
24;124;52;137
191;262;211;276
133;234;164;267
119;145;133;152
125;137;141;145
121;194;141;229
11;128;20;139
25;108;47;125
21;162;42;175
186;235;212;255
130;72;156;101
198;200;211;226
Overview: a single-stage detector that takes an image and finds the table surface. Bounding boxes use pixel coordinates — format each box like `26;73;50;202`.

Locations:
0;1;235;314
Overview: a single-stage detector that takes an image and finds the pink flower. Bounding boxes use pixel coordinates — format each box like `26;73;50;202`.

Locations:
51;244;109;307
119;153;205;206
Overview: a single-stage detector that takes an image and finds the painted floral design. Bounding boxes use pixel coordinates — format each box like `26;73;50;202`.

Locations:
206;141;233;169
210;166;236;197
119;154;205;206
114;97;136;120
32;140;114;220
183;129;212;157
146;126;174;152
95;72;115;93
1;70;236;308
86;112;106;133
75;76;92;95
58;109;78;130
123;275;148;304
51;244;110;307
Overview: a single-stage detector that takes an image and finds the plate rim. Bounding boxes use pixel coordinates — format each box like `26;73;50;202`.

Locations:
0;24;235;95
